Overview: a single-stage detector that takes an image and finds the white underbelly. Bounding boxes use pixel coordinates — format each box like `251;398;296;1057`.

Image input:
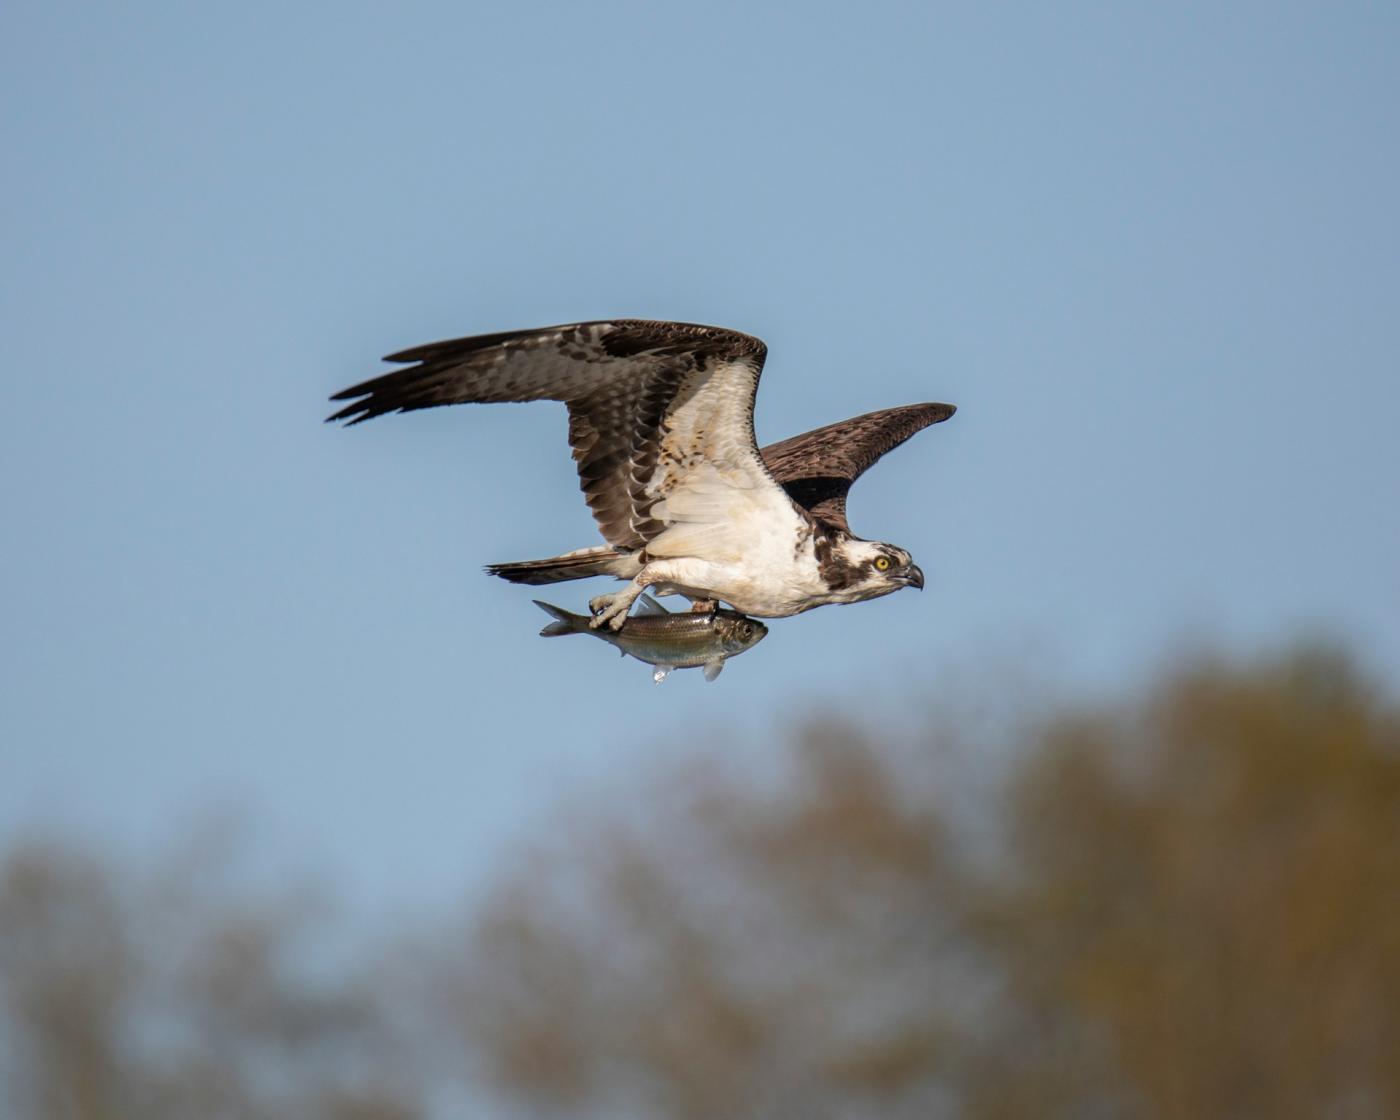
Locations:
649;552;829;618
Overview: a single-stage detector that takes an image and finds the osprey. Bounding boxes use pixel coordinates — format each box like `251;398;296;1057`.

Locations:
329;320;955;629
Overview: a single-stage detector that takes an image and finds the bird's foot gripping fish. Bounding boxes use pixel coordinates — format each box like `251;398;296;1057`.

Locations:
534;595;767;683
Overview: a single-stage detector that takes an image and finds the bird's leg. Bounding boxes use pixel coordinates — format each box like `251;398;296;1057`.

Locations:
689;599;718;613
590;561;691;631
589;582;647;630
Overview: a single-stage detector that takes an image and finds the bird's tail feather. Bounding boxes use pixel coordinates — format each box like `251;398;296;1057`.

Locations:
487;546;630;586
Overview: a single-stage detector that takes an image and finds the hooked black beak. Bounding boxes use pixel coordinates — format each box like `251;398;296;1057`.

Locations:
903;565;924;591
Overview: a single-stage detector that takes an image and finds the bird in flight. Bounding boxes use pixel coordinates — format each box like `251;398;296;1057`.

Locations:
329;320;955;630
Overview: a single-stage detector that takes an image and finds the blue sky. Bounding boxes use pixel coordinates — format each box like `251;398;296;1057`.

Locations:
3;1;1397;905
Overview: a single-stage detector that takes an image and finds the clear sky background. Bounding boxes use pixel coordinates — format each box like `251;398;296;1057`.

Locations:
4;1;1398;907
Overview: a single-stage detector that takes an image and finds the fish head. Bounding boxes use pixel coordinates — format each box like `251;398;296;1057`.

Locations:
715;613;768;654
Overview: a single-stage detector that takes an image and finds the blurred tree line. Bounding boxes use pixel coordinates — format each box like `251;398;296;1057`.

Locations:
3;645;1398;1118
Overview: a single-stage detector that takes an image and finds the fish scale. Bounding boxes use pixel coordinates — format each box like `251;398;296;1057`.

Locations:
534;595;767;683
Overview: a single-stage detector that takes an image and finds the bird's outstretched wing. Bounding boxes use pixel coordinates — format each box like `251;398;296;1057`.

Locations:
329;320;806;558
760;403;956;534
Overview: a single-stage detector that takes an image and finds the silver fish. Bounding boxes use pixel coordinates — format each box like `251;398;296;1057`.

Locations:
534;595;768;683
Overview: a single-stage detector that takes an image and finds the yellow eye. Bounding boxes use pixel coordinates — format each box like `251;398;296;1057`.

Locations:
874;556;891;571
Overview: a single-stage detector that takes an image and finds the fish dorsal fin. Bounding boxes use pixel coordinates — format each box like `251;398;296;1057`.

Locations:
703;660;725;683
635;594;668;617
652;665;673;684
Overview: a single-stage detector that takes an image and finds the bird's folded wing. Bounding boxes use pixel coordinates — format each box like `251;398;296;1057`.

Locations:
759;403;956;534
329;319;807;554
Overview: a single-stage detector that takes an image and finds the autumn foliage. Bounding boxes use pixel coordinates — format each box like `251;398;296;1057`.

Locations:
3;646;1398;1117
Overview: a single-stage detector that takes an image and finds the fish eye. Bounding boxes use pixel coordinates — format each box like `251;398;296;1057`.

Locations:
874;556;891;571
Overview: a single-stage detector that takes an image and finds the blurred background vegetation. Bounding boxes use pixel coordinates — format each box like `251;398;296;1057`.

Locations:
3;643;1398;1118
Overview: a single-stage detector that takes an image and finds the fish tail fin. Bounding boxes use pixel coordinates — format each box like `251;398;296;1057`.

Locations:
489;546;631;586
533;600;586;637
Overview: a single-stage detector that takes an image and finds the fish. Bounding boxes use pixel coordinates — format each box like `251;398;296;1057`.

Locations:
534;595;768;683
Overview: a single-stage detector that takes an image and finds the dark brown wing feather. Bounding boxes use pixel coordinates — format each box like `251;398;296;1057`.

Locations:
327;320;768;550
759;403;955;533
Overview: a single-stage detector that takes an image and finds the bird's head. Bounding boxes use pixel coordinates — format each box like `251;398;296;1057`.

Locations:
819;534;925;603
